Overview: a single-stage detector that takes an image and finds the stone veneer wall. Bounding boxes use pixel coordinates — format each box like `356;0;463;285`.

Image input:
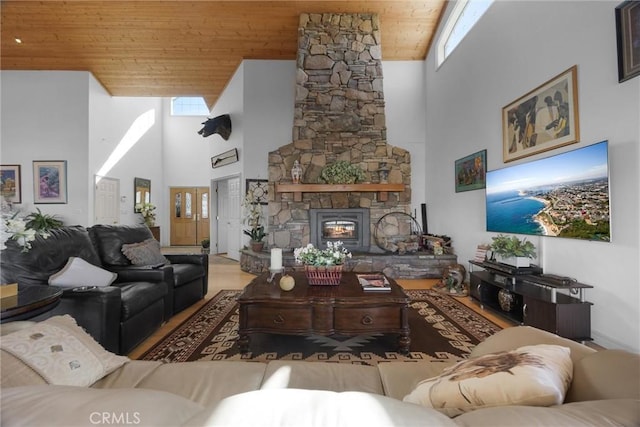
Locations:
268;13;411;251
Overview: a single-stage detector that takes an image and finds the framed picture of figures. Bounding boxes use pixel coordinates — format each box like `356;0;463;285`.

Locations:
33;160;67;204
502;66;580;163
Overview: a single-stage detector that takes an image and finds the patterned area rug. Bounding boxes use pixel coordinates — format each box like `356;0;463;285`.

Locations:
140;289;502;366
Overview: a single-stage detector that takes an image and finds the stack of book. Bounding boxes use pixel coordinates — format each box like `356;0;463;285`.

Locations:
357;274;391;291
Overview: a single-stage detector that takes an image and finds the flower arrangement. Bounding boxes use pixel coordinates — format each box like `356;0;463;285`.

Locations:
294;241;352;266
242;189;266;242
1;199;54;252
136;202;156;227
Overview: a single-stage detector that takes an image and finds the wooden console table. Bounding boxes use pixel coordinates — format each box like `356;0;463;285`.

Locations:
237;271;410;353
275;183;404;202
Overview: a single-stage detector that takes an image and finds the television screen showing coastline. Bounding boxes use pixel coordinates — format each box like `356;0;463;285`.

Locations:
486;140;610;241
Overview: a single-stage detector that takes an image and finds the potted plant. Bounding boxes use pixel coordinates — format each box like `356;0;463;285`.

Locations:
243;226;267;252
135;202;156;227
490;234;537;267
320;161;365;184
242;188;266;252
293;241;352;285
24;208;63;232
201;238;210;254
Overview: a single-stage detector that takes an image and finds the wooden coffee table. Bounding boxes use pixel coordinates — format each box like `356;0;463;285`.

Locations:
237;271;410;354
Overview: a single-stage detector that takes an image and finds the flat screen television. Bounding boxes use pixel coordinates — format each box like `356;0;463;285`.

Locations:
486;141;610;241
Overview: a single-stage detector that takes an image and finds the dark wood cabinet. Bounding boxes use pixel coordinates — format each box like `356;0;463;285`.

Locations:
469;260;592;341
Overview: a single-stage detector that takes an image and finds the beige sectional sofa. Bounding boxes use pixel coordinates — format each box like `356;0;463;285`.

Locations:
1;319;639;426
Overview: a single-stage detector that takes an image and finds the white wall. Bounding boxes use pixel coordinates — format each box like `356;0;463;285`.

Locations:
424;1;640;352
209;62;246;182
1;71;165;232
89;78;164;229
1;71;91;225
382;61;428;220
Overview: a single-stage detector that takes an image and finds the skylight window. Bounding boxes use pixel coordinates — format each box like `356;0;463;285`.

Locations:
437;0;494;67
171;97;210;116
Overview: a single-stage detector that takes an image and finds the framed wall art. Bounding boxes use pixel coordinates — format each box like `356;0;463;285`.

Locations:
455;150;486;193
1;165;22;204
33;160;67;204
246;179;268;205
134;177;151;212
502;65;580;163
616;1;640;83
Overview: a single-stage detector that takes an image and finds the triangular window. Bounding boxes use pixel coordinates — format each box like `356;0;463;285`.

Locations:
171;97;210;116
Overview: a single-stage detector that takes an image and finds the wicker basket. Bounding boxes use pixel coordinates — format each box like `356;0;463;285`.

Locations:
304;264;343;286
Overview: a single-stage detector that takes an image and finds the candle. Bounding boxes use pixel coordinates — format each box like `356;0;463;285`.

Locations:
270;248;283;270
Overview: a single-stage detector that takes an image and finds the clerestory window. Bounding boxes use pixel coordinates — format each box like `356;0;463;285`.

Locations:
436;0;494;68
171;97;210;116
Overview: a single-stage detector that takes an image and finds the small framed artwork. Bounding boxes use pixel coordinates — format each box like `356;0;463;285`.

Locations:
33;160;67;204
455;149;486;193
0;164;22;204
134;177;151;212
246;179;268;205
502;65;580;163
616;1;640;83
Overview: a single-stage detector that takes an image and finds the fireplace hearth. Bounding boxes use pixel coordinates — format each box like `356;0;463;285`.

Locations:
310;208;370;253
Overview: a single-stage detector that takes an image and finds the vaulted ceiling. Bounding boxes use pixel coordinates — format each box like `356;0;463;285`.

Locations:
1;1;446;107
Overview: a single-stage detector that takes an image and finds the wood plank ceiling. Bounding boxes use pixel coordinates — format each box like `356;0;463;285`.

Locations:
1;1;446;107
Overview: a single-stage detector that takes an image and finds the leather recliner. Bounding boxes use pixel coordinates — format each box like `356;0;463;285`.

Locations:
0;226;169;355
88;224;208;316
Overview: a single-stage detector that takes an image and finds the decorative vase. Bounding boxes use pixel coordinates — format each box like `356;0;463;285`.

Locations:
250;241;264;252
304;264;343;286
498;289;516;312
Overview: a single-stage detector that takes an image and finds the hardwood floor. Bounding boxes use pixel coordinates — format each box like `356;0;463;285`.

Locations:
127;253;515;359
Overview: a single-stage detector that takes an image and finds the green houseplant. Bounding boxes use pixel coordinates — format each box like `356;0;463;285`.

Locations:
24;208;63;232
320;161;365;184
201;238;210;254
490;234;537;267
242;188;267;252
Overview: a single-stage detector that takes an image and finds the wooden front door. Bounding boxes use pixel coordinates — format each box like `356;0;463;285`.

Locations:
169;187;210;246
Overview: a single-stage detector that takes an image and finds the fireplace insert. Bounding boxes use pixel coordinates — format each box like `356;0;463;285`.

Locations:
310;208;370;253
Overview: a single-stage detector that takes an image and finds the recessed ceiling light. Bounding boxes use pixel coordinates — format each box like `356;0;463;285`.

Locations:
15;37;22;44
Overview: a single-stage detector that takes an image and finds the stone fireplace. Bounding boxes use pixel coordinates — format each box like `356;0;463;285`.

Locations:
240;12;457;278
267;13;411;252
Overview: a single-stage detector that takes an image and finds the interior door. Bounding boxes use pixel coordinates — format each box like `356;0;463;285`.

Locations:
169;187;210;245
215;176;241;260
94;176;120;225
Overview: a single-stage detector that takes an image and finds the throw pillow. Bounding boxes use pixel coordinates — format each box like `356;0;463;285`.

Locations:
48;257;117;288
121;238;170;266
403;344;573;417
0;315;129;387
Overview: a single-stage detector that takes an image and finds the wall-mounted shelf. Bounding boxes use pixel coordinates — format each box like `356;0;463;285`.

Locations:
275;183;405;202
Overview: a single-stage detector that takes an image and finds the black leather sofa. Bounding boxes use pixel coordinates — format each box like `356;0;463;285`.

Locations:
0;225;208;355
88;224;208;316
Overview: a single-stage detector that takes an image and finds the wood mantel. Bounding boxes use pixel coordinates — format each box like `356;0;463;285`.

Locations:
275;183;405;202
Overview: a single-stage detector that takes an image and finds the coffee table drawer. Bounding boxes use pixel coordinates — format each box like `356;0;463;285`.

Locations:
245;305;312;331
334;306;403;331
